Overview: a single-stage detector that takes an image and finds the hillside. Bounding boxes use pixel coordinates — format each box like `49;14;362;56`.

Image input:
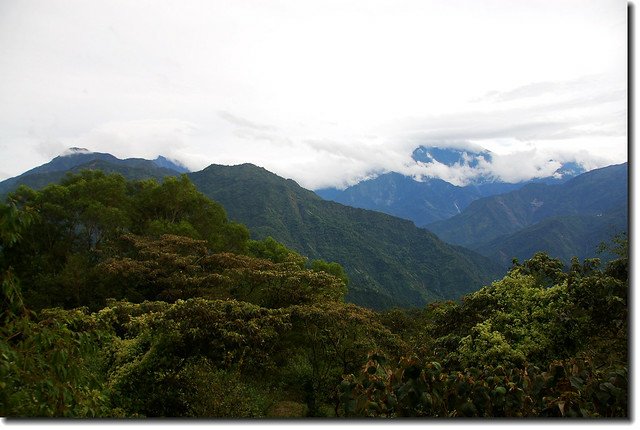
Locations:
475;205;627;266
0;149;185;196
316;173;482;226
426;163;628;265
188;163;503;309
0;153;503;309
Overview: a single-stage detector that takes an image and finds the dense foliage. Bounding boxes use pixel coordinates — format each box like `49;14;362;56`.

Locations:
188;163;502;309
341;246;628;417
0;172;628;418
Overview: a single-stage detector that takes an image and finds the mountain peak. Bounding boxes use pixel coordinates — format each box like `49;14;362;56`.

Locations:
61;147;93;156
552;161;586;179
412;145;493;168
153;156;190;173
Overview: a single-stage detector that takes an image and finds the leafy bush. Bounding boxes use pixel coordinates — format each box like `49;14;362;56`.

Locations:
101;298;291;417
340;353;627;417
0;307;113;417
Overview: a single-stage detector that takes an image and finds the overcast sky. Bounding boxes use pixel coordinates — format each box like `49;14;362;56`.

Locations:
0;0;627;189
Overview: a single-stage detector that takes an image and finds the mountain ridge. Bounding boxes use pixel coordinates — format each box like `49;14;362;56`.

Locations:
187;163;503;308
425;162;628;266
0;150;188;196
316;145;589;227
0;154;503;309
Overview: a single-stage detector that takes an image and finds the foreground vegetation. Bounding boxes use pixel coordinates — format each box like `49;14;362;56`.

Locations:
0;172;628;417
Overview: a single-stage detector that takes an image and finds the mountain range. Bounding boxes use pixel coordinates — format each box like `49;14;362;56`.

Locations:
0;148;627;304
0;149;503;310
426;162;628;266
316;145;587;227
313;145;626;268
0;148;189;197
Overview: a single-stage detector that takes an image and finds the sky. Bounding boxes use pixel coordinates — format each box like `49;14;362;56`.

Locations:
0;0;628;189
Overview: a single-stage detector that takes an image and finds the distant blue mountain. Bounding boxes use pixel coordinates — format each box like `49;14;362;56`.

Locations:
426;163;628;266
316;173;481;226
316;145;588;227
412;145;493;167
0;148;187;196
153;155;190;173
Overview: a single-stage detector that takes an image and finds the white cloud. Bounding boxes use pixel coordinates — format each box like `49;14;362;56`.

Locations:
0;0;627;189
59;119;199;162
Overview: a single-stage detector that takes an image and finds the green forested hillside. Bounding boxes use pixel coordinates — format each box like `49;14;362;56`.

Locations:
0;156;502;309
1;174;628;417
0;157;180;198
426;163;628;265
474;205;628;267
188;163;502;309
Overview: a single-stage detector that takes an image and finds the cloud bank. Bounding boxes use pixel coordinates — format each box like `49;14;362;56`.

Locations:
0;0;627;190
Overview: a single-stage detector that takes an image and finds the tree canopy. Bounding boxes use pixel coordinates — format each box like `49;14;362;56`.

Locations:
0;171;628;418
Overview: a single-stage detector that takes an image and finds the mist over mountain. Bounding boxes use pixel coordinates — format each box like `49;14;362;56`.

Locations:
316;145;588;227
152;155;190;173
411;145;493;168
411;145;584;178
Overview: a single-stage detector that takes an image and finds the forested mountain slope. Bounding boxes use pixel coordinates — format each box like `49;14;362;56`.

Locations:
425;163;628;264
1;170;629;418
188;163;503;309
475;205;627;266
0;149;185;197
0;152;503;309
316;173;483;226
427;163;627;247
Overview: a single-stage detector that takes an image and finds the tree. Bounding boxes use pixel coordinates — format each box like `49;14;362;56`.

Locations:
99;298;291;417
509;252;567;288
1;202;112;417
248;236;307;267
132;175;249;254
1;201;34;319
3;172;252;309
286;302;404;416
